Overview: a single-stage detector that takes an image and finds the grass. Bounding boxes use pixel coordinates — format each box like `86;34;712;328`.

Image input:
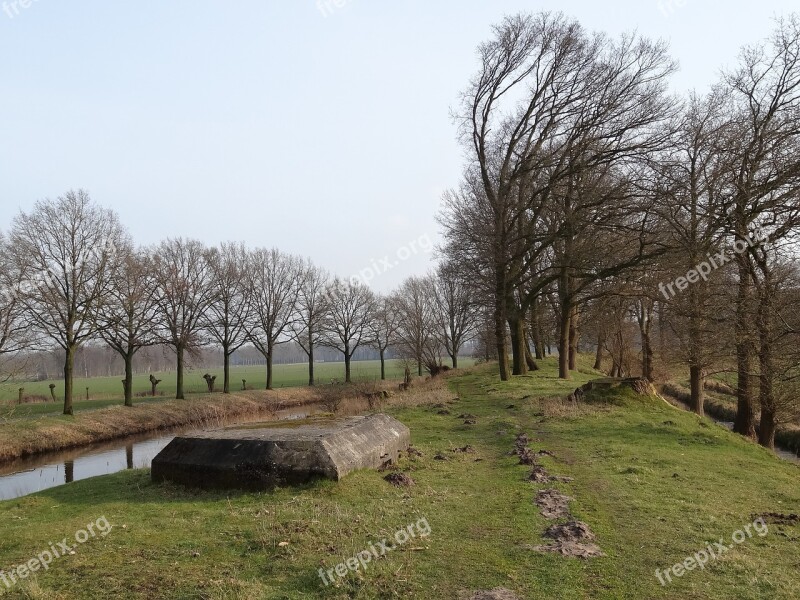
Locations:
0;359;474;419
0;358;798;599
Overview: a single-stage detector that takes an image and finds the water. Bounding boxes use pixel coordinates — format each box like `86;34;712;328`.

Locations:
716;420;800;465
0;403;335;501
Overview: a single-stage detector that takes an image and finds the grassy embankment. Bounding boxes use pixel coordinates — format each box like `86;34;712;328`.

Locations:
661;379;800;454
0;358;798;599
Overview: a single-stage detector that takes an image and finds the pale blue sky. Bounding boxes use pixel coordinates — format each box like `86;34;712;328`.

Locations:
1;0;796;290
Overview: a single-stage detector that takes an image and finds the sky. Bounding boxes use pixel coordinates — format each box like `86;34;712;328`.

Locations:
1;0;797;291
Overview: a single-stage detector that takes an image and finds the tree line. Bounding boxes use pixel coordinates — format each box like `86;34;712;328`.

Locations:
0;190;478;414
439;12;800;450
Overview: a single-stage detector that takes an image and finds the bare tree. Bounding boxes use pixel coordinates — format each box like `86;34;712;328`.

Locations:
453;12;676;380
723;15;800;438
152;238;214;400
320;278;375;383
247;248;302;390
205;242;252;394
431;263;479;369
394;276;441;376
97;246;159;406
368;294;401;380
0;232;33;381
10;190;125;414
291;262;329;386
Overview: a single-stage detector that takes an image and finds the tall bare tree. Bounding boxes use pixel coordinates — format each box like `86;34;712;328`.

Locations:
291;262;329;386
454;12;676;380
394;276;440;376
152;238;214;400
10;190;125;414
0;232;32;381
723;15;800;438
320;278;375;383
432;264;478;368
97;246;159;406
368;294;401;380
205;242;252;394
247;248;302;390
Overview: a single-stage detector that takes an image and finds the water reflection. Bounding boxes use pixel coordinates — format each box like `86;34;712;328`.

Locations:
0;400;373;501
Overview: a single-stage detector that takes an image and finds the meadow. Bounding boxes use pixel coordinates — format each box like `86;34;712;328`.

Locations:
0;359;474;419
0;358;797;599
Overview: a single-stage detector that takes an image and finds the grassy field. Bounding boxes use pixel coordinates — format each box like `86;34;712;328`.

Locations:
0;358;798;599
1;360;474;419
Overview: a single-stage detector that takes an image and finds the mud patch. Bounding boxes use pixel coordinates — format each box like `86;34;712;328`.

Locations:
383;472;415;487
534;488;573;519
407;446;423;457
531;521;605;558
753;512;800;526
528;466;572;484
452;445;476;454
518;447;538;465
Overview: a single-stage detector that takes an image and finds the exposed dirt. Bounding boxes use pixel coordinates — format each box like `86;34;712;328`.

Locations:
406;446;423;457
753;512;800;525
531;521;605;558
528;465;573;484
518;447;538;465
383;472;415;487
534;488;573;519
452;445;476;454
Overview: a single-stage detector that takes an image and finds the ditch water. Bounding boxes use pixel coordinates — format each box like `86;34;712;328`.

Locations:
0;402;340;501
662;393;800;465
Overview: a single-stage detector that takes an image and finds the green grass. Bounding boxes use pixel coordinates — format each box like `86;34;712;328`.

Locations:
1;359;474;419
0;358;797;599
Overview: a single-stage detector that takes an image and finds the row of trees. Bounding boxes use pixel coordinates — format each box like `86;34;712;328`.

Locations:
440;12;800;449
0;191;478;414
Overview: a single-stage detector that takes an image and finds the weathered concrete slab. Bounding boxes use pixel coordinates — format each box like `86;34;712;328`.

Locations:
151;414;410;490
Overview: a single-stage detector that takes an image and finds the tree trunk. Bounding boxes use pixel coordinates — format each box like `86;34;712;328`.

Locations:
524;334;539;371
494;269;511;381
63;345;75;415
452;353;458;369
558;300;571;380
379;349;386;380
266;342;274;390
530;300;544;360
593;330;604;371
176;345;185;400
308;340;315;386
223;345;231;394
568;306;579;371
689;364;704;417
344;344;352;383
123;351;134;407
734;260;756;438
757;276;775;449
509;317;527;376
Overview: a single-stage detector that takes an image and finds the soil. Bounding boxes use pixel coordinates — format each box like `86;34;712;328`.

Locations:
534;488;573;519
531;521;605;558
383;472;415;487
